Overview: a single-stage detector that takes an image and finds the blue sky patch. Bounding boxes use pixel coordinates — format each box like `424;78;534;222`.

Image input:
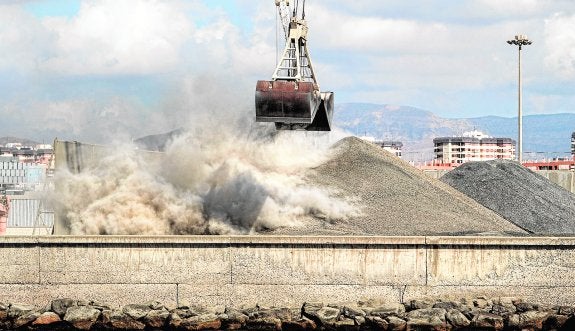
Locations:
24;0;81;18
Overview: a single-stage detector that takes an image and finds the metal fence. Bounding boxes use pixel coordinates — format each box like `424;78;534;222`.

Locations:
7;198;54;228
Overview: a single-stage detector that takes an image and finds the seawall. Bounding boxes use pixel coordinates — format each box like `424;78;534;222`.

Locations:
1;236;574;308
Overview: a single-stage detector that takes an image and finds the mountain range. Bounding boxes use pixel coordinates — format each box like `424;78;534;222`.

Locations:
0;136;40;147
2;103;574;161
335;103;575;160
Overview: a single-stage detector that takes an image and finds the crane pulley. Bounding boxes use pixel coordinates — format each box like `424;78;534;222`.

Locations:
255;0;333;131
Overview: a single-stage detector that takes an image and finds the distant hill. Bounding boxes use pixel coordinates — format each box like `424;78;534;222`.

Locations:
6;103;575;161
0;136;40;146
133;129;184;151
334;103;575;160
468;114;575;155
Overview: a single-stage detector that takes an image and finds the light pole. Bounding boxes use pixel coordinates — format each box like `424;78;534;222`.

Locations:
507;34;532;164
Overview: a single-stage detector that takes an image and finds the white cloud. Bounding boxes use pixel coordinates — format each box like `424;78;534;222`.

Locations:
474;0;541;16
2;0;575;141
41;0;193;75
0;5;56;71
544;13;575;79
309;6;451;54
309;3;543;92
186;4;276;79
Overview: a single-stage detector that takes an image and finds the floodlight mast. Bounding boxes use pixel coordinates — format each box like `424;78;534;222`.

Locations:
507;34;532;164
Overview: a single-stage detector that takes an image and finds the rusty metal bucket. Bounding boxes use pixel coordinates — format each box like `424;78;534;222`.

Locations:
256;80;332;131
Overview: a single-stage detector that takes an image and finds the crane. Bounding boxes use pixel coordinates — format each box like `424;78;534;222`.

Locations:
255;0;334;131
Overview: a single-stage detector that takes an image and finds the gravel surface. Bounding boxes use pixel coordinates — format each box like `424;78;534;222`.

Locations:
270;137;526;236
441;159;575;234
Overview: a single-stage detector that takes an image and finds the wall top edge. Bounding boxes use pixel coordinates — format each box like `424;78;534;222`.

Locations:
425;236;575;246
1;235;575;246
0;235;426;245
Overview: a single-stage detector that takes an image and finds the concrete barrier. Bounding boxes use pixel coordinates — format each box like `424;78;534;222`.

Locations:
1;235;574;308
537;170;575;193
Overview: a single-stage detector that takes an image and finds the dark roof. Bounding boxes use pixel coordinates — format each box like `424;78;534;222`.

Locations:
434;137;479;144
12;150;35;156
434;137;515;144
375;141;403;148
481;138;515;144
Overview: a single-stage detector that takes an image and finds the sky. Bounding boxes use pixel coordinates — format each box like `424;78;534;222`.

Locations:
1;0;575;142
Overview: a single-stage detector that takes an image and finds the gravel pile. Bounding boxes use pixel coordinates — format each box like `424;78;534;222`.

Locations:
441;160;575;234
271;137;526;236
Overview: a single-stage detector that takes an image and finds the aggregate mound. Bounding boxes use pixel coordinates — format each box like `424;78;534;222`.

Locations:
271;137;526;236
441;159;575;234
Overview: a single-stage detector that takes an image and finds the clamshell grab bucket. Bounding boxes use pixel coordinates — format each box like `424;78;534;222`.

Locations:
255;80;332;131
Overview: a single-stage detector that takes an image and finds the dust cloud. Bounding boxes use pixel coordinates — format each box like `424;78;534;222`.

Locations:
54;124;357;235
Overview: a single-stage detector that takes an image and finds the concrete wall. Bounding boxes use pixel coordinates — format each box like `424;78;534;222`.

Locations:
1;235;574;308
537;170;575;192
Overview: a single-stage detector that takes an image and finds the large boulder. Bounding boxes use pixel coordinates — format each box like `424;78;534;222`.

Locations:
405;308;447;330
179;313;222;331
51;298;77;317
221;307;249;329
0;304;9;330
281;318;317;331
371;303;406;319
314;307;340;324
143;309;170;329
13;310;42;329
543;314;572;330
386;315;407;331
407;299;434;311
63;306;101;330
445;308;470;329
32;311;61;326
365;316;389;330
101;309;146;330
471;312;504;330
301;302;340;326
245;316;282;330
507;311;550;330
123;303;152;320
7;303;36;319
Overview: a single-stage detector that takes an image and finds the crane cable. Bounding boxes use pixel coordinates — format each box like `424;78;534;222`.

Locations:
276;6;280;67
293;0;298;18
302;0;306;19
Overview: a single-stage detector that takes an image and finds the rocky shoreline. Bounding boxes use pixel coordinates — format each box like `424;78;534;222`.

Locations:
1;297;573;330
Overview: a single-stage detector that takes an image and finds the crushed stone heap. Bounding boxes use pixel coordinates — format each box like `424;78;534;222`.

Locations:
272;137;526;236
441;159;575;235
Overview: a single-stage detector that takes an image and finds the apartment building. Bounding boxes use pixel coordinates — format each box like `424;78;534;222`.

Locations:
359;136;403;158
434;131;515;164
375;140;403;158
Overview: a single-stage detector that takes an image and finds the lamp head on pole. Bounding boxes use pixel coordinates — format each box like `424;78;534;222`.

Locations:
507;35;533;48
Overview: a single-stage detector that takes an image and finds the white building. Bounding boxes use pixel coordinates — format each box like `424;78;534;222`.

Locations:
433;131;515;164
359;136;403;158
